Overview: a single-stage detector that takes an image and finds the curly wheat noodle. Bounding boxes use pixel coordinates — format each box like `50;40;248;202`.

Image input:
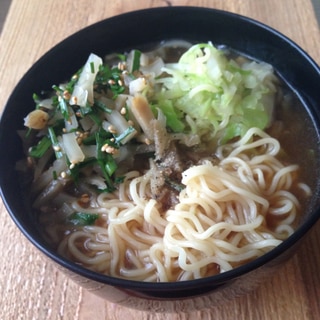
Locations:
60;127;306;281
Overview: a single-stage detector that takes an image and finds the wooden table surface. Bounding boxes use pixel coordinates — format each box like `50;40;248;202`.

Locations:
0;0;320;319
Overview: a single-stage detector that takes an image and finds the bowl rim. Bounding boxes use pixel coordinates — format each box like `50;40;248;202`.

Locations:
1;6;320;292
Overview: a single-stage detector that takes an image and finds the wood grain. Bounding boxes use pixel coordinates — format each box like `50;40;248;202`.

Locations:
0;1;319;319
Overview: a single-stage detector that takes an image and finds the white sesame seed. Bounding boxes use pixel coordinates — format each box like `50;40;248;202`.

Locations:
105;146;115;154
101;143;108;152
61;171;67;178
108;125;117;134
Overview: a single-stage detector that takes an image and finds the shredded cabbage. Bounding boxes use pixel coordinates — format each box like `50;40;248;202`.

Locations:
152;43;276;143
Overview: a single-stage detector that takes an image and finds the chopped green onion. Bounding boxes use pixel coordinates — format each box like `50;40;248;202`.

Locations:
58;97;70;121
52;85;63;93
115;126;136;144
114;176;125;184
94;100;113;114
52;85;70;121
32;93;40;103
25;128;33;138
95;65;112;90
52;118;66;136
65;68;83;93
67;212;99;226
105;154;117;176
68;157;97;183
109;84;125;98
117;53;126;61
90;61;95;74
82;134;97;145
131;50;141;73
97;159;115;192
28;135;51;158
88;112;102;125
78;105;92;117
51;95;59;108
95;130;116;191
48;126;63;159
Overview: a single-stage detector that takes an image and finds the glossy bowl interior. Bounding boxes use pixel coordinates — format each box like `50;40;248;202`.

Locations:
1;7;320;312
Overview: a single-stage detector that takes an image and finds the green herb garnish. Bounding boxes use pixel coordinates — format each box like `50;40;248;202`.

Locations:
131;49;141;73
28;135;51;158
68;212;99;226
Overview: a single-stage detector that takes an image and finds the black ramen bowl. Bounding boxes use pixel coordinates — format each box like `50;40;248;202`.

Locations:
1;7;320;312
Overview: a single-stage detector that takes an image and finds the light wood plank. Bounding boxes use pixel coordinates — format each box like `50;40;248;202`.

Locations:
0;1;319;319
